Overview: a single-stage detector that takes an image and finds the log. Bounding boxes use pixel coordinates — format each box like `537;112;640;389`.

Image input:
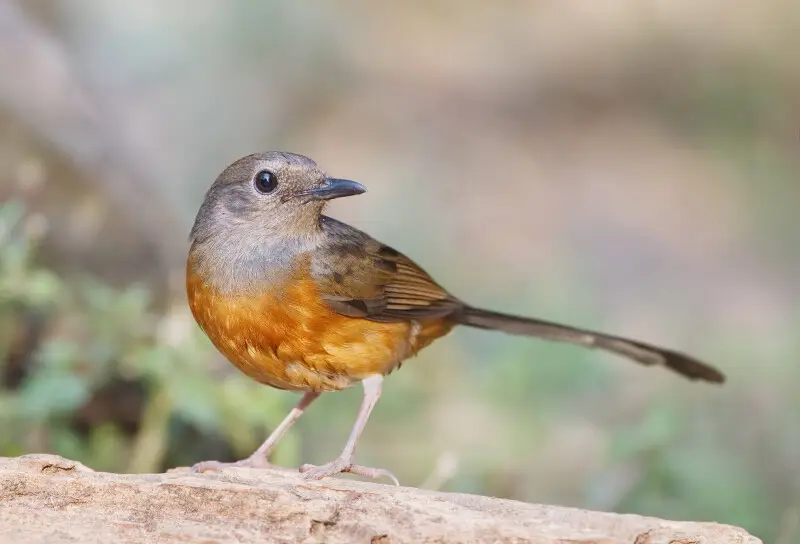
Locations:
0;454;760;544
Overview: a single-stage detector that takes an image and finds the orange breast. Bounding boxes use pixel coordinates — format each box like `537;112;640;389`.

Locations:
186;261;453;392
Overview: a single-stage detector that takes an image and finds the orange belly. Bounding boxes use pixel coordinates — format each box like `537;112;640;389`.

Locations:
186;263;453;392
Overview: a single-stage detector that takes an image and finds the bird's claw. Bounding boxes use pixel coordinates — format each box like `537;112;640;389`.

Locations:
299;458;400;486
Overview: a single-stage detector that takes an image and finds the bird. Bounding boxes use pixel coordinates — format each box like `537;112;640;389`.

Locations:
185;151;725;484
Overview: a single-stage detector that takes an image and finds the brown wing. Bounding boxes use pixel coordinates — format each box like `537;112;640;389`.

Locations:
311;218;462;322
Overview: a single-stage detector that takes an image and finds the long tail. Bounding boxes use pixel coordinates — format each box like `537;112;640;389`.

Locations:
454;306;725;383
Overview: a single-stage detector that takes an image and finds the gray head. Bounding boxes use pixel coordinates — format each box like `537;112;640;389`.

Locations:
189;151;366;290
190;152;365;244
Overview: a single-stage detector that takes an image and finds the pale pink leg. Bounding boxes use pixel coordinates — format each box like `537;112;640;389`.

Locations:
191;391;320;473
299;375;399;485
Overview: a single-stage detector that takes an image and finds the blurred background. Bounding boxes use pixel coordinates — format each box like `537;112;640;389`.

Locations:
0;1;798;540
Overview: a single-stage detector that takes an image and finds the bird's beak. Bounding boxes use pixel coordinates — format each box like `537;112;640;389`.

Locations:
302;178;367;201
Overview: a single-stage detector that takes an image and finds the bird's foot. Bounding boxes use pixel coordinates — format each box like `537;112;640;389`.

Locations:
190;455;270;474
299;457;399;485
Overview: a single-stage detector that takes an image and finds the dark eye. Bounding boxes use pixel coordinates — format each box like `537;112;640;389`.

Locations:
254;170;278;193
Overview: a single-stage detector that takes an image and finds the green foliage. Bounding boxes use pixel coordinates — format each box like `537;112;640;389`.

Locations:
0;200;297;473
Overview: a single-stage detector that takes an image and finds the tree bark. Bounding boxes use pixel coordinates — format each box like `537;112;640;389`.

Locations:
0;454;760;544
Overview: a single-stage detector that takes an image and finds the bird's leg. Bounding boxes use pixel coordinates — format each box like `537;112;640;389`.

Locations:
299;375;399;485
191;391;320;473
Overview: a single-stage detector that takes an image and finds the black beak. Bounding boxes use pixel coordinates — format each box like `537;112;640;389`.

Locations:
302;178;366;201
304;178;367;200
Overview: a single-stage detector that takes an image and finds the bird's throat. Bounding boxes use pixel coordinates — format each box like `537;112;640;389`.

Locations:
188;226;323;296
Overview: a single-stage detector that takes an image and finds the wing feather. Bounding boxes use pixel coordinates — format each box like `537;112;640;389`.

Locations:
311;217;461;322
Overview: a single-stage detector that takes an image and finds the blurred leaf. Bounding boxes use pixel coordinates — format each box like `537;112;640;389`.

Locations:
17;369;90;420
23;270;62;305
609;403;683;460
0;200;25;243
87;424;128;472
36;338;81;371
49;426;87;463
127;386;171;473
216;377;290;455
167;371;223;433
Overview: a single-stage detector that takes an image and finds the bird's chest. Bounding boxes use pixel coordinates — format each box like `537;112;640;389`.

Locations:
186;271;424;392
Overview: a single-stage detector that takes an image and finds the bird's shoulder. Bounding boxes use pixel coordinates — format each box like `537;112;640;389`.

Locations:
308;216;462;321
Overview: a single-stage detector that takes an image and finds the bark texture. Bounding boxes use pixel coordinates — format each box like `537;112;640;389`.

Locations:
0;454;761;544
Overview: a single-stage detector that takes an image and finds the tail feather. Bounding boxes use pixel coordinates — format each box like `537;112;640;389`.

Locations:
454;306;725;383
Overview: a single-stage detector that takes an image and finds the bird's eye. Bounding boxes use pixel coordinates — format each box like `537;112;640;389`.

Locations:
253;170;278;193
